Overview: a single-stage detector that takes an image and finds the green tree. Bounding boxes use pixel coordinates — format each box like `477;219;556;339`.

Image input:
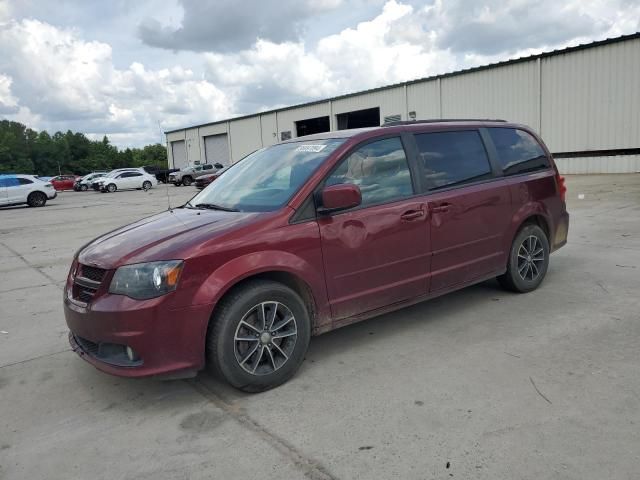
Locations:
0;120;168;175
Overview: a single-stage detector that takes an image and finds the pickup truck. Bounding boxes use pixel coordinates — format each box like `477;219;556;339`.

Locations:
168;163;223;186
138;165;180;184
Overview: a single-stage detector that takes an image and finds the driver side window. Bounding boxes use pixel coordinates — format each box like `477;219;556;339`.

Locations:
325;137;414;207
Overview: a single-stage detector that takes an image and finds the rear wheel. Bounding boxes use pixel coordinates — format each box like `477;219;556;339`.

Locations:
27;191;47;207
142;181;152;191
107;183;117;193
206;280;311;392
182;176;193;186
498;224;549;293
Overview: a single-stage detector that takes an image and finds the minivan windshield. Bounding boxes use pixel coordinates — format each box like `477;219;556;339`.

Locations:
187;138;345;212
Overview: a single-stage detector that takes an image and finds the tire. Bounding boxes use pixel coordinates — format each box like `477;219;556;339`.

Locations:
498;224;550;293
206;280;311;393
27;191;47;207
81;184;88;191
107;183;117;193
142;181;152;191
182;176;193;186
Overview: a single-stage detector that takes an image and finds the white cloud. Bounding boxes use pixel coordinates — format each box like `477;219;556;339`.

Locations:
204;0;457;111
0;74;19;113
0;19;233;146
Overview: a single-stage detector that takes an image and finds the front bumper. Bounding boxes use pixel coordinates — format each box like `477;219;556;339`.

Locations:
64;289;213;378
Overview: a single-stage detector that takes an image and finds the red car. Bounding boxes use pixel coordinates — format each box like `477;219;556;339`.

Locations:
51;175;80;191
64;120;569;392
194;167;227;189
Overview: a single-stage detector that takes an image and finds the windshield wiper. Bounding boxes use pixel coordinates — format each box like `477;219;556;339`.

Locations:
193;202;239;212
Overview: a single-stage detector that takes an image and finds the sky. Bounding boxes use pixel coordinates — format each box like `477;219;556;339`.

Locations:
0;0;639;148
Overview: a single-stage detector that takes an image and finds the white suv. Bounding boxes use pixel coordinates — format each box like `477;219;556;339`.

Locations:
0;175;57;207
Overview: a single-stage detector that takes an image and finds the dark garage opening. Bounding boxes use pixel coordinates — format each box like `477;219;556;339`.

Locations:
295;116;330;137
336;107;380;130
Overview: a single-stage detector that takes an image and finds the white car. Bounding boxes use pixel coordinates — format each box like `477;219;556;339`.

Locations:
74;172;107;191
98;171;158;193
0;174;57;207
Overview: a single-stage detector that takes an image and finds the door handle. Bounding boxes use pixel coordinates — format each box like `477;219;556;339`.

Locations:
430;202;451;214
400;209;425;221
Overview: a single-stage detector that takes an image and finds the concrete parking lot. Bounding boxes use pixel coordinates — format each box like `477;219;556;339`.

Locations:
1;175;639;480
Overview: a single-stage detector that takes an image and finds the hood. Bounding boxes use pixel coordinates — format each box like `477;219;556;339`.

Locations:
78;207;258;268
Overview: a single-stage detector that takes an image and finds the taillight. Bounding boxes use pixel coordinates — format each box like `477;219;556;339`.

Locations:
556;174;567;202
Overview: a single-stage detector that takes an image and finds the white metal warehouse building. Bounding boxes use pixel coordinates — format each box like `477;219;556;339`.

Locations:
165;33;640;174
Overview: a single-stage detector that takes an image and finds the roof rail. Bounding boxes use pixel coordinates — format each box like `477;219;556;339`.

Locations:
382;118;507;127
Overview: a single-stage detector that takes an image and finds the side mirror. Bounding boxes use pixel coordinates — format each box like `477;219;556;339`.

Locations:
320;184;362;214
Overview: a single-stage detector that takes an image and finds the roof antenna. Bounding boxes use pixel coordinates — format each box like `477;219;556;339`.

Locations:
157;120;172;212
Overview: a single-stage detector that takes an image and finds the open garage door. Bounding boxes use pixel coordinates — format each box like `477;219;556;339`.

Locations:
204;134;230;166
171;140;187;169
295;116;330;137
336;107;380;130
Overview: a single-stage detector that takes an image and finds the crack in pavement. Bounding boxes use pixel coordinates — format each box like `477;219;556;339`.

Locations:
0;283;54;294
188;378;339;480
0;241;62;289
0;349;71;369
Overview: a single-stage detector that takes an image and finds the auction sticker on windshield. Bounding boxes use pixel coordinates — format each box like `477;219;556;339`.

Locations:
295;145;327;153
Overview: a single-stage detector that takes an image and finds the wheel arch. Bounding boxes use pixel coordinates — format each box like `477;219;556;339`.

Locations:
193;251;330;343
519;214;550;240
206;270;319;335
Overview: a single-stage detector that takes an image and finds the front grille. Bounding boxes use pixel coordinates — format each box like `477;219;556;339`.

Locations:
72;264;107;304
80;265;106;282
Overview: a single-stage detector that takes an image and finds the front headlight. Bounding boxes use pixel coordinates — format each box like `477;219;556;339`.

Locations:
109;260;184;299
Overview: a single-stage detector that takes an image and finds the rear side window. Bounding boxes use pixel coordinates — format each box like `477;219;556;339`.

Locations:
488;128;549;176
325;137;414;207
414;130;492;190
18;178;33;185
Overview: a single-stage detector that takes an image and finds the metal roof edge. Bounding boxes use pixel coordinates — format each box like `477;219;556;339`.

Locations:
164;31;640;135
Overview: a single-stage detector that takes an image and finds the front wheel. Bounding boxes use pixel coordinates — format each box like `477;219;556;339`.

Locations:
498;224;550;293
81;184;88;191
106;183;117;193
182;176;193;186
27;191;47;207
206;280;311;393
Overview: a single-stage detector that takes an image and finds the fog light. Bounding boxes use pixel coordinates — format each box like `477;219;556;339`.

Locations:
126;346;136;361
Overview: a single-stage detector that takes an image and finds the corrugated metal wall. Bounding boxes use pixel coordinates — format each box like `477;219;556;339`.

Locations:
229;116;262;162
441;61;540;131
541;37;640;153
168;35;640;173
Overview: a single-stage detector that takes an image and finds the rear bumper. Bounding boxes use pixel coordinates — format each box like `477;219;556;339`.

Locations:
64;291;213;378
47;191;57;200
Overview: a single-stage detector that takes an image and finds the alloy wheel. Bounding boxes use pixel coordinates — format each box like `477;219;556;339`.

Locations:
233;301;298;376
517;235;545;281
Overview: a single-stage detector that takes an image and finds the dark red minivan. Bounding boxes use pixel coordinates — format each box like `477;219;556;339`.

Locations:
64;120;569;392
